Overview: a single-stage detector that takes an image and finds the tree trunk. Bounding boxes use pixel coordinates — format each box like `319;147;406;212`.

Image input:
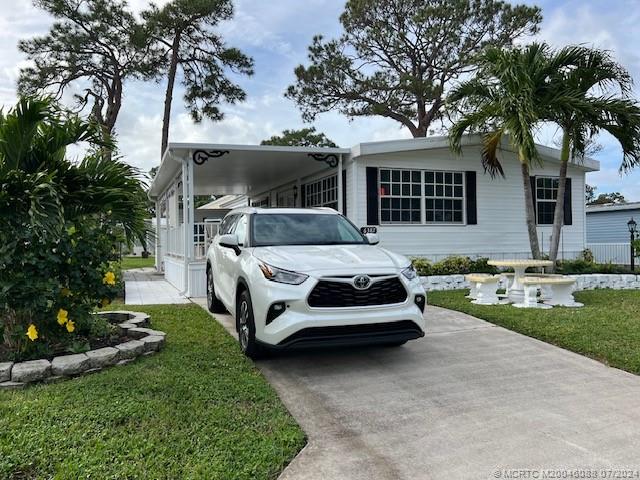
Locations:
520;154;541;259
161;34;181;159
413;124;427;137
548;132;571;270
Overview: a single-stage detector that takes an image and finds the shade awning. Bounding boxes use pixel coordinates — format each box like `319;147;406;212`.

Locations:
149;143;350;199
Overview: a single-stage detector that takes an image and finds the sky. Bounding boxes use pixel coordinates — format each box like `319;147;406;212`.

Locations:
0;0;639;200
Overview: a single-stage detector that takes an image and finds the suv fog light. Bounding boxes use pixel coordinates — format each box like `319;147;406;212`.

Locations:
266;302;286;325
414;294;426;312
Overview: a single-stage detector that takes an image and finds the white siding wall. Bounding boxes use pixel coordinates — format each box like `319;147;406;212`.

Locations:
164;256;185;292
352;146;587;260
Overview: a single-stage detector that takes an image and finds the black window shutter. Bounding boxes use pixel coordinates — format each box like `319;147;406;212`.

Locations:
530;176;537;219
564;178;572;225
365;167;379;225
300;184;306;207
342;169;347;216
465;171;477;225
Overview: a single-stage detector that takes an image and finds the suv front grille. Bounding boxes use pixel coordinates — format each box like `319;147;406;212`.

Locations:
308;276;407;308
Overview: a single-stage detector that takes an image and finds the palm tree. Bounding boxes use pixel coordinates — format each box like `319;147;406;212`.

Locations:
1;97;149;353
0;96;148;239
448;43;587;258
545;48;640;265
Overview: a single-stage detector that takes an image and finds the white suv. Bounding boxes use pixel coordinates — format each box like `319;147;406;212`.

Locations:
205;207;426;358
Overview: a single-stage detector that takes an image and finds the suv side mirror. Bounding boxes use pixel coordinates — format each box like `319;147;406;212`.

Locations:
219;234;241;255
365;233;379;245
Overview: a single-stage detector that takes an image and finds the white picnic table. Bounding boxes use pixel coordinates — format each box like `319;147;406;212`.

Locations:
487;259;553;303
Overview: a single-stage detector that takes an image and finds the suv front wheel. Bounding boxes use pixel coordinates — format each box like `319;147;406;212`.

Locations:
237;289;263;359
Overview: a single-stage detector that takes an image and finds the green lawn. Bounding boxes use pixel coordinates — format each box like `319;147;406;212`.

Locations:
0;304;305;480
120;255;155;270
428;289;640;375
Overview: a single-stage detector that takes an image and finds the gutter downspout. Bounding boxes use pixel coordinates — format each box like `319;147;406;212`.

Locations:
337;153;343;214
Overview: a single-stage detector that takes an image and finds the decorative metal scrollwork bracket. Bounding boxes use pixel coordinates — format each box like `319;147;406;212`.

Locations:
192;149;230;165
308;153;339;168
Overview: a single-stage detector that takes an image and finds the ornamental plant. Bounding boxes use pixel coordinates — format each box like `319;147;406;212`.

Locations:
0;97;148;361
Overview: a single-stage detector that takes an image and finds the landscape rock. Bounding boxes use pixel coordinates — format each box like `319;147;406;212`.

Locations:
11;359;51;383
0;362;13;382
51;353;91;376
115;340;145;359
118;322;138;335
85;347;119;368
141;335;165;352
127;327;167;340
131;315;150;327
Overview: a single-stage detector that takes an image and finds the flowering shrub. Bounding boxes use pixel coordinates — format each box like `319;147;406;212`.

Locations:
0;98;147;361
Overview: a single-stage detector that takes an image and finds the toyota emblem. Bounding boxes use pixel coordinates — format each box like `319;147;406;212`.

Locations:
353;275;371;290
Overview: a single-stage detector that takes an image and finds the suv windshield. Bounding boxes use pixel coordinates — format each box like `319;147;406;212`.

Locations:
251;213;367;246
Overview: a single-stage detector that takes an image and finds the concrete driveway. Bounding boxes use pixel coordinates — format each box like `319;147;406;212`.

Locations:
195;299;640;479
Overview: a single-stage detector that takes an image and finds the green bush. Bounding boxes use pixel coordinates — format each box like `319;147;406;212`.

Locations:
411;253;633;277
579;248;595;263
555;259;631;275
554;248;632;274
411;256;499;276
411;257;433;276
0;98;148;361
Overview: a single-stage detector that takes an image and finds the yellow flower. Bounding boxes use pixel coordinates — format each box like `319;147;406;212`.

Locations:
26;324;38;341
66;320;75;333
61;287;71;297
57;308;69;326
103;271;116;286
101;298;110;308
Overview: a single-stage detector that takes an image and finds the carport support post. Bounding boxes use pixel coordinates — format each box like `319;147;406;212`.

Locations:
181;153;194;296
337;154;343;214
155;199;161;272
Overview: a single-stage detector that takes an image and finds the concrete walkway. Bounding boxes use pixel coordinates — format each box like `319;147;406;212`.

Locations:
124;268;190;305
193;298;640;480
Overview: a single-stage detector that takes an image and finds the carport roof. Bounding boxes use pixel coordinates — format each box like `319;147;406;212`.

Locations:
148;143;350;199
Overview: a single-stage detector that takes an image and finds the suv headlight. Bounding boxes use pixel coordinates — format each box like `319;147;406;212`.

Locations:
258;263;308;285
401;264;418;280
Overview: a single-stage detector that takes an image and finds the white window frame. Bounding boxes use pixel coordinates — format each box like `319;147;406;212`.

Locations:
378;168;466;225
535;176;559;225
424;170;465;225
378;168;422;224
304;174;338;209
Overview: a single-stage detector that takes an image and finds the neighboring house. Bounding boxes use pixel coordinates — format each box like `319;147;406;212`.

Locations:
586;202;640;265
148;136;599;297
196;194;247;222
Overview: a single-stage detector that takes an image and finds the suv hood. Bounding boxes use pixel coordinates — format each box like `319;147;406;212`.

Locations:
252;245;409;273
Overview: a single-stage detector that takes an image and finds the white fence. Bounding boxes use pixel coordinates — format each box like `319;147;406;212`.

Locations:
166;225;185;257
586;243;631;265
194;222;219;259
161;222;219;260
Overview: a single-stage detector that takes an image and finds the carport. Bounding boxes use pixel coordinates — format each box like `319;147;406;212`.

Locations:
148;143;350;297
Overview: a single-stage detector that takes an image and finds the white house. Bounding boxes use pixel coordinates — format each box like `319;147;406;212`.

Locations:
148;136;599;297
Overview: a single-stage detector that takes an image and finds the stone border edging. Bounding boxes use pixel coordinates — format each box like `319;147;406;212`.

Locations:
0;311;165;390
420;273;640;292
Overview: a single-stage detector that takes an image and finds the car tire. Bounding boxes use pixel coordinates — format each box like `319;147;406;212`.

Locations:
206;267;226;314
237;289;264;359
